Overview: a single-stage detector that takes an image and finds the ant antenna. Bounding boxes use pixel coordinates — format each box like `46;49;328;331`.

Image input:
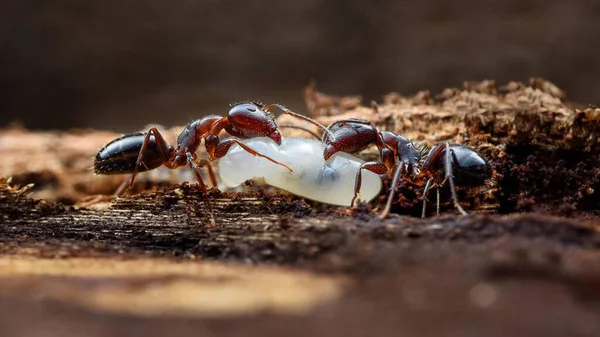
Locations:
320;122;337;143
264;103;335;140
278;124;322;139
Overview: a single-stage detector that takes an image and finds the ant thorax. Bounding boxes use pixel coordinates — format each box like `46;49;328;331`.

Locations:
218;137;383;206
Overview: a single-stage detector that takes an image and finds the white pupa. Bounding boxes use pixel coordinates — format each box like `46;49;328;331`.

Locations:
217;137;382;206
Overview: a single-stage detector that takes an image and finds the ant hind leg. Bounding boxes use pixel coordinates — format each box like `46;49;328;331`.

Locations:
115;174;133;197
186;153;216;225
129;127;174;192
443;142;467;215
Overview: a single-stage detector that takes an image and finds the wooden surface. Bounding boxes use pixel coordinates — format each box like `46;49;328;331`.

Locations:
1;79;600;337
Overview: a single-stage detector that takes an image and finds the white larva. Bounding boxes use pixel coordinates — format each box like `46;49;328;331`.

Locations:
217;137;382;206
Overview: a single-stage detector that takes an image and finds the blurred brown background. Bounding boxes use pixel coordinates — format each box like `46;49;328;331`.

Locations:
1;0;599;131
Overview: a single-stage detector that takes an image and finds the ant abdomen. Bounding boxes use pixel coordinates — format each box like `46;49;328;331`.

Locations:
94;133;164;175
427;144;492;185
451;145;492;185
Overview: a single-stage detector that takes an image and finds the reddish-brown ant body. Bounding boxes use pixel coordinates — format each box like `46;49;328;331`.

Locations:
94;101;327;223
321;118;492;219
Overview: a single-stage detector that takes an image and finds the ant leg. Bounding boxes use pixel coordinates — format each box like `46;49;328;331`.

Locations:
436;188;440;216
129;127;174;193
421;178;433;218
420;143;446;173
380;164;406;219
350;161;388;207
206;135;293;172
186;152;216;225
443;142;467;215
263;103;333;139
196;159;217;187
115;174;133;197
278;124;321;139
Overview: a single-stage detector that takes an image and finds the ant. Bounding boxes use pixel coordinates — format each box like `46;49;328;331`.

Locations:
321;118;422;216
321;118;492;219
94;101;328;224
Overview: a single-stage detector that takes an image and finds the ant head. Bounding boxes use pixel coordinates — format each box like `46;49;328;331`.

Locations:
227;102;281;144
396;136;421;166
380;132;421;172
322;119;378;159
326;119;375;142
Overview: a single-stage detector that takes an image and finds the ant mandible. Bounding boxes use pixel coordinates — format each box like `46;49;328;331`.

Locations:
94;101;328;223
321;118;492;219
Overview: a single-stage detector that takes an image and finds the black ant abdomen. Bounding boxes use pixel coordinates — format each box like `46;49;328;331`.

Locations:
452;145;492;185
424;144;492;185
419;142;493;216
94;133;166;175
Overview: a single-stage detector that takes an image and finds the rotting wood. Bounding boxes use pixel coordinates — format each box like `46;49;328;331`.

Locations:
1;79;600;337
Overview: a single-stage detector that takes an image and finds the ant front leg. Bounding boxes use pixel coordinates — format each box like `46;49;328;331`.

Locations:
127;127;174;196
351;161;388;207
196;158;217;187
205;135;293;172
